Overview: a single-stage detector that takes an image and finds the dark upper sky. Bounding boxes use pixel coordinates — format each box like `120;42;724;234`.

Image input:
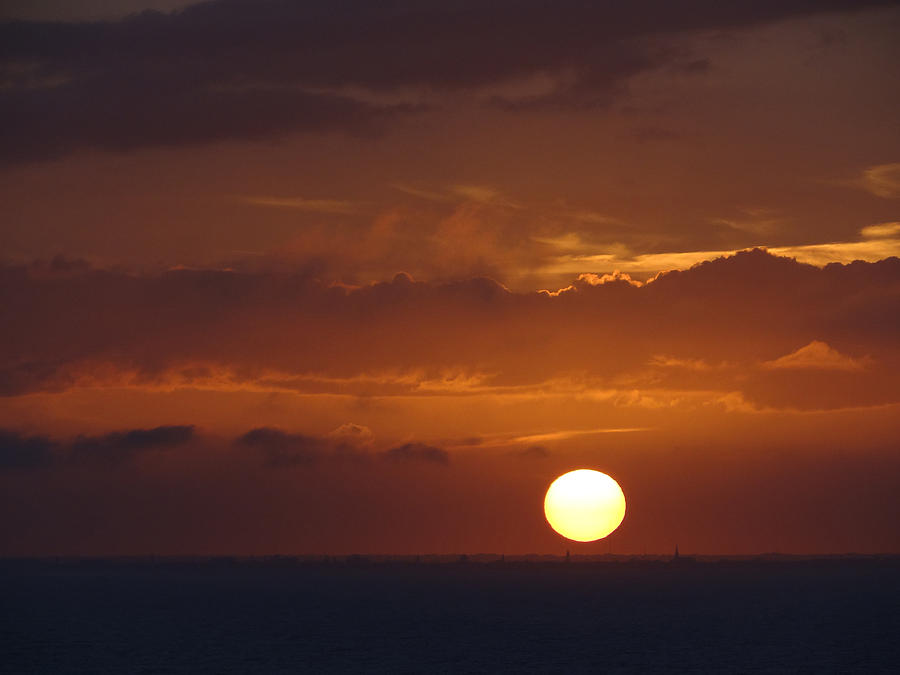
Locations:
1;1;899;285
0;1;195;22
1;1;899;555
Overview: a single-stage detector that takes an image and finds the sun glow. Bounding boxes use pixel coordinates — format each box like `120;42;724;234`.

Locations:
544;469;626;542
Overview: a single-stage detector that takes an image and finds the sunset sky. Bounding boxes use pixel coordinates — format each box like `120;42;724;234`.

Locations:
1;0;899;556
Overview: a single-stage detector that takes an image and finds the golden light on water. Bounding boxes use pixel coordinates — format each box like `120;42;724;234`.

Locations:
544;469;626;542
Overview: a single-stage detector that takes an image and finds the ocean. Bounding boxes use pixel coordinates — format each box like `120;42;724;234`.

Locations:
2;557;898;673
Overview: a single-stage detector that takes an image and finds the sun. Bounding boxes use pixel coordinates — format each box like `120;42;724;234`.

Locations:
544;469;626;542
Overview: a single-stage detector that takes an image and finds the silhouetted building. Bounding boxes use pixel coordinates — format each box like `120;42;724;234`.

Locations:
669;544;696;566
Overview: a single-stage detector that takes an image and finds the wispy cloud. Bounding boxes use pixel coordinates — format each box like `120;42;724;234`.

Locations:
710;208;785;236
392;183;523;209
449;185;523;209
446;426;649;449
509;427;649;444
239;196;360;215
390;183;453;203
768;237;900;267
856;163;900;198
648;356;716;371
543;248;741;280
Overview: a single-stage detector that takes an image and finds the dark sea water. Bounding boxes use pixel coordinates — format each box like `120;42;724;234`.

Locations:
2;558;898;673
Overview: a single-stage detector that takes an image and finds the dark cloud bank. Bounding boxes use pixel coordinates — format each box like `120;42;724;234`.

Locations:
1;424;448;472
1;249;899;410
2;0;896;162
0;422;459;555
237;427;449;467
0;425;194;469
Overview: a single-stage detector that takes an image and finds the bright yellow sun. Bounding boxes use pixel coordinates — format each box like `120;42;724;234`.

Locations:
544;469;626;542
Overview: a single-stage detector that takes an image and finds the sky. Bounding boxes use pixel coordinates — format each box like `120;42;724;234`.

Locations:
1;0;899;556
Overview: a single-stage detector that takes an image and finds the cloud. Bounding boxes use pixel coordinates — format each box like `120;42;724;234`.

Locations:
249;197;550;287
762;341;868;371
1;249;898;411
543;229;900;280
235;427;332;467
510;428;648;444
390;183;522;209
449;185;522;209
390;184;453;203
860;222;900;239
577;271;645;288
70;425;195;463
0;0;195;22
239;197;360;215
236;427;448;466
0;430;56;469
383;442;449;465
516;445;550;459
648;356;715;371
539;267;645;296
768;239;900;267
0;0;889;163
1;422;451;473
857;163;900;198
0;425;194;470
327;423;374;443
0;76;405;164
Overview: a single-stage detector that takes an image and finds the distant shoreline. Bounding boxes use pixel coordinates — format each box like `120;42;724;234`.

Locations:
3;553;899;568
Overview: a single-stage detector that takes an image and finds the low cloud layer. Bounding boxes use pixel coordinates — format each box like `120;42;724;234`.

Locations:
236;427;448;467
0;429;55;469
1;249;898;411
0;425;194;469
384;442;449;465
2;424;448;472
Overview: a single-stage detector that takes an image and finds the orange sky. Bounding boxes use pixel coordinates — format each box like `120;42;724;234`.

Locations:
1;1;899;555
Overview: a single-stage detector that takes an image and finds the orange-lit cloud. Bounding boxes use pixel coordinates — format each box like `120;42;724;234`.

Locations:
763;341;869;372
449;185;523;209
541;223;900;281
857;163;900;198
2;250;897;415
